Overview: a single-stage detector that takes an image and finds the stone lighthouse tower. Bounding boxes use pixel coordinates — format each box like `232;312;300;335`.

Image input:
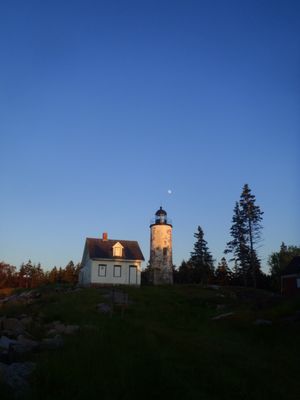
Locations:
149;207;173;285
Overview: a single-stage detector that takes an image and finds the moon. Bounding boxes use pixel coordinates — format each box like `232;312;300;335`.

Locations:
167;189;172;194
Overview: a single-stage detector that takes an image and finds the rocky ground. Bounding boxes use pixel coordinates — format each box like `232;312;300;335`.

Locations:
0;287;132;398
1;286;299;399
0;289;80;398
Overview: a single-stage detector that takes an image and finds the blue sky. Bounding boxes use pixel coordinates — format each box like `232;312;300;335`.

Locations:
0;0;299;271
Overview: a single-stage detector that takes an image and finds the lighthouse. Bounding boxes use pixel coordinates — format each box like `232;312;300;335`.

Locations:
149;207;173;285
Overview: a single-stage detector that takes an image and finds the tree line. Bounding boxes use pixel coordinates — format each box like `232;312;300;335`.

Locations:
0;260;80;289
144;184;299;291
1;184;299;292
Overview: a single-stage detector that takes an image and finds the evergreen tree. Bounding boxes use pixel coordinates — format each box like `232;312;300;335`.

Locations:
31;262;45;287
225;202;250;286
63;261;76;284
74;262;81;284
49;266;58;283
177;260;194;284
225;185;263;287
239;184;263;288
189;226;214;284
0;262;17;288
215;257;232;286
141;262;151;285
19;260;34;288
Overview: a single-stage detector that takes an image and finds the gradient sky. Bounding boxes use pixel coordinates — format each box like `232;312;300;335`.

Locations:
0;0;299;272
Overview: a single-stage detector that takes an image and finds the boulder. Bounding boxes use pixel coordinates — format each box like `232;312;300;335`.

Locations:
97;303;112;314
212;312;234;320
41;335;63;350
20;316;33;329
0;349;10;363
12;335;39;354
19;290;41;299
0;336;18;350
2;318;25;335
254;319;272;326
63;325;80;334
47;322;79;336
0;361;36;398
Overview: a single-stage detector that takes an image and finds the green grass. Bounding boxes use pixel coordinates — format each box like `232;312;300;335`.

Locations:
1;286;300;400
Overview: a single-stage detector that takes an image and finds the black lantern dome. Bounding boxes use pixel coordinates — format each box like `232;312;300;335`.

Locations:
150;206;172;226
155;206;167;216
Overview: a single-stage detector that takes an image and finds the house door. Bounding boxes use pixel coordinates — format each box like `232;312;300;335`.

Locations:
129;266;137;284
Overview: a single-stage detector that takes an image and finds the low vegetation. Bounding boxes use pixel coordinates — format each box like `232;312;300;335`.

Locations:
1;285;299;400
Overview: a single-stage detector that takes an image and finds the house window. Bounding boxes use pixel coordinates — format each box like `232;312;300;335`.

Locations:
114;265;121;277
98;264;107;277
113;244;123;257
163;247;168;256
297;278;300;288
114;247;122;257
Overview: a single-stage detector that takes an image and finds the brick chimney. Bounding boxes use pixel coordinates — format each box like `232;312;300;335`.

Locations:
102;232;108;241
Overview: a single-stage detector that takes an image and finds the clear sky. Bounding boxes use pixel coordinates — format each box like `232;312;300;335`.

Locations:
0;0;299;272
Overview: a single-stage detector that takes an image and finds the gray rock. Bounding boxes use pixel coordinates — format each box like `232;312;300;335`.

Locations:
212;312;234;320
0;336;18;350
206;284;220;290
254;319;272;326
216;304;226;310
41;335;64;350
12;335;39;353
0;349;9;363
2;318;25;335
0;361;8;373
20;316;33;328
47;322;80;336
19;290;41;299
8;362;36;378
97;303;112;313
1;294;19;304
0;362;36;398
63;324;80;334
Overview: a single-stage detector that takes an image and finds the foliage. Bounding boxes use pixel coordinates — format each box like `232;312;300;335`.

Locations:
0;260;81;290
187;226;215;284
141;263;151;285
268;242;300;291
176;260;194;284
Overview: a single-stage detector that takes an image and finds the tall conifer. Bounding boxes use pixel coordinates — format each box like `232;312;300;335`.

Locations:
225;185;263;287
190;226;214;284
239;184;263;287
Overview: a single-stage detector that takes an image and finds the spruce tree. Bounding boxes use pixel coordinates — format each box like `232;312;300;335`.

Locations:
225;185;263;287
64;261;76;284
225;202;250;286
177;260;194;284
239;184;263;287
190;226;214;284
215;257;232;286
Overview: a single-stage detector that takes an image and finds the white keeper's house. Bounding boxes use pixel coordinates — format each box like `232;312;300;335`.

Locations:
79;232;144;286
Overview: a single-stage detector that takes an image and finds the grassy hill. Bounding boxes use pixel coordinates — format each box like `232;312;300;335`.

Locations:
1;285;300;400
